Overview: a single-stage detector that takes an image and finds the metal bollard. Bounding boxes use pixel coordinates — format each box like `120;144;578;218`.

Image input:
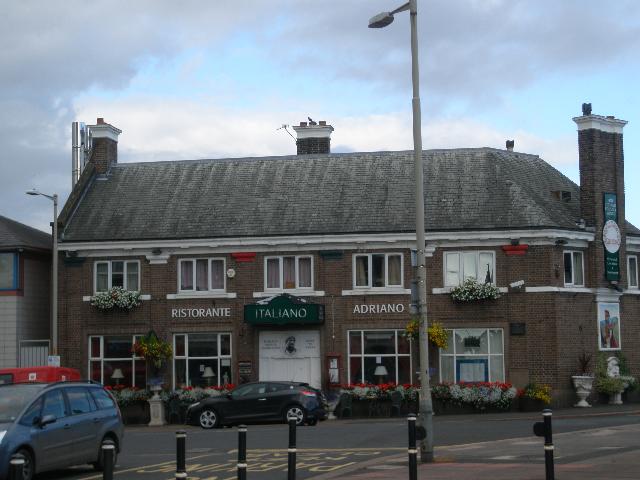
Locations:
176;430;187;480
407;414;418;480
533;409;555;480
9;453;25;480
237;425;247;480
101;439;116;480
287;413;297;480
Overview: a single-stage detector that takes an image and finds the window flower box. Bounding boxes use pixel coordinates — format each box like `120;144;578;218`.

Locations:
91;286;142;311
450;279;501;302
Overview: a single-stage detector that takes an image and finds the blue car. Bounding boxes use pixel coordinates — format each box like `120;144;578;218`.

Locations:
0;381;124;480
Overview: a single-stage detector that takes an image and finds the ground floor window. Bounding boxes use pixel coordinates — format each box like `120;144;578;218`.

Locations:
173;333;232;388
348;330;412;385
89;335;146;388
439;328;504;383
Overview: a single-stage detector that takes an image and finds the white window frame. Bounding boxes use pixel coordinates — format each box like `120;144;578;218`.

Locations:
264;255;314;292
178;258;226;293
172;333;233;389
94;260;140;293
352;253;404;289
347;329;412;384
439;328;505;383
443;251;496;287
88;335;145;387
628;255;638;289
563;250;585;287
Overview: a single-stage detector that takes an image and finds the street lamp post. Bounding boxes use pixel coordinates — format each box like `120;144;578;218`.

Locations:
26;189;58;356
369;0;434;462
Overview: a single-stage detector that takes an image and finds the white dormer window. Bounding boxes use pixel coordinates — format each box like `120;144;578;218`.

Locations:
353;253;403;289
444;251;495;287
265;256;313;291
564;251;584;287
179;258;225;292
628;255;638;289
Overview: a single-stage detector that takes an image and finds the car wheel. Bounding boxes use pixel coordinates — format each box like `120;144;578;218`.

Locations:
284;405;305;426
15;449;34;480
199;409;219;429
92;440;118;472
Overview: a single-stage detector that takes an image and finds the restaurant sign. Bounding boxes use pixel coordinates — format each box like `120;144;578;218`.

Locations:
603;193;621;281
244;294;324;326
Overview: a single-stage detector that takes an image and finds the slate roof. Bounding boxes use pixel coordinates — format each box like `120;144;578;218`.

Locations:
60;148;640;242
0;215;51;251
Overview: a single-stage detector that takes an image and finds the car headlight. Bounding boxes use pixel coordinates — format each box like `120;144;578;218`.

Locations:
188;402;200;409
0;430;6;445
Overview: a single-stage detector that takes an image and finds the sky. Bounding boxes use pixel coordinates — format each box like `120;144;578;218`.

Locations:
1;0;639;234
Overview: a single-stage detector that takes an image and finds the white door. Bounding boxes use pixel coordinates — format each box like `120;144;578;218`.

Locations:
259;331;321;388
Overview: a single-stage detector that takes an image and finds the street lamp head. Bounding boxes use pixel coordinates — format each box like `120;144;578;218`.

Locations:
368;11;394;28
26;189;40;196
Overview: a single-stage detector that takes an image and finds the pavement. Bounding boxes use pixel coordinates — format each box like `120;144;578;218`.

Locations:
310;404;640;479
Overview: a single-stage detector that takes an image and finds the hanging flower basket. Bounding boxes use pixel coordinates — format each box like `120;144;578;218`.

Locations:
91;286;142;310
404;320;448;350
132;331;173;369
450;279;501;302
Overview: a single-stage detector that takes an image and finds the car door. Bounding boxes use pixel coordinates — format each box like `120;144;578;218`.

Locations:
30;389;73;471
263;383;294;419
223;383;270;422
64;387;100;463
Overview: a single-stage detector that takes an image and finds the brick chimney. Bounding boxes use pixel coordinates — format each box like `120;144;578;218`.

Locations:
574;104;628;288
89;118;121;173
292;120;334;155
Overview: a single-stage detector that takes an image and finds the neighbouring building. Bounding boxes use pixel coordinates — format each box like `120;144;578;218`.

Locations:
55;107;640;406
0;215;51;368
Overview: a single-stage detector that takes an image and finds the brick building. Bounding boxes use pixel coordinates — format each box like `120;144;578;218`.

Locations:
56;108;640;406
0;215;51;368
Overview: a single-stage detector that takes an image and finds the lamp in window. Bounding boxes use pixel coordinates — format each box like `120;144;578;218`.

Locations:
111;368;124;386
374;364;388;385
202;367;216;387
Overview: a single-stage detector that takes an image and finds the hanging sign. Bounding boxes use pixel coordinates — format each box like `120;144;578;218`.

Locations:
603;193;621;281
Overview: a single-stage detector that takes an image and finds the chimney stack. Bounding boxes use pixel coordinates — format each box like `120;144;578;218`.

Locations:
88;118;122;174
573;103;628;287
506;140;514;152
292;119;334;155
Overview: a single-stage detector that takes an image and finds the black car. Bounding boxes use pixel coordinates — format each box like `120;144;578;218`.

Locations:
186;381;327;429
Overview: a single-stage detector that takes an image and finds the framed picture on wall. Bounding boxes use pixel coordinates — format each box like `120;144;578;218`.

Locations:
598;302;621;351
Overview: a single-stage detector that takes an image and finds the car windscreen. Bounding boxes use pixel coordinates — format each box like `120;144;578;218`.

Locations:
0;384;46;423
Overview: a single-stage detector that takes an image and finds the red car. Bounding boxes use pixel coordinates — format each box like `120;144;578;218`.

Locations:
0;366;81;385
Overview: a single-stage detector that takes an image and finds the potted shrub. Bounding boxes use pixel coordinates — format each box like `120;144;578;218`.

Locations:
571;351;594;407
593;353;637;405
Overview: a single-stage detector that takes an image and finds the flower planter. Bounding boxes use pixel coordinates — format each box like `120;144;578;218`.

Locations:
120;401;151;424
571;375;594;407
518;397;548;412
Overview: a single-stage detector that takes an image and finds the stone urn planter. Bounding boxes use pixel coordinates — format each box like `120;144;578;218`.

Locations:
571;375;594;407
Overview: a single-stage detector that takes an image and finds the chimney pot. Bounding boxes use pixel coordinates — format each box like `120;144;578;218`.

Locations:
97;117;105;125
506;140;515;151
581;103;592;116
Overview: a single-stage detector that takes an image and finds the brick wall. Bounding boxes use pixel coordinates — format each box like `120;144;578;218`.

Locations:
57;240;640;406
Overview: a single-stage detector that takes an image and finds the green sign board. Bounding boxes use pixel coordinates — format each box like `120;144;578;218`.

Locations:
603;192;621;281
244;294;324;326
